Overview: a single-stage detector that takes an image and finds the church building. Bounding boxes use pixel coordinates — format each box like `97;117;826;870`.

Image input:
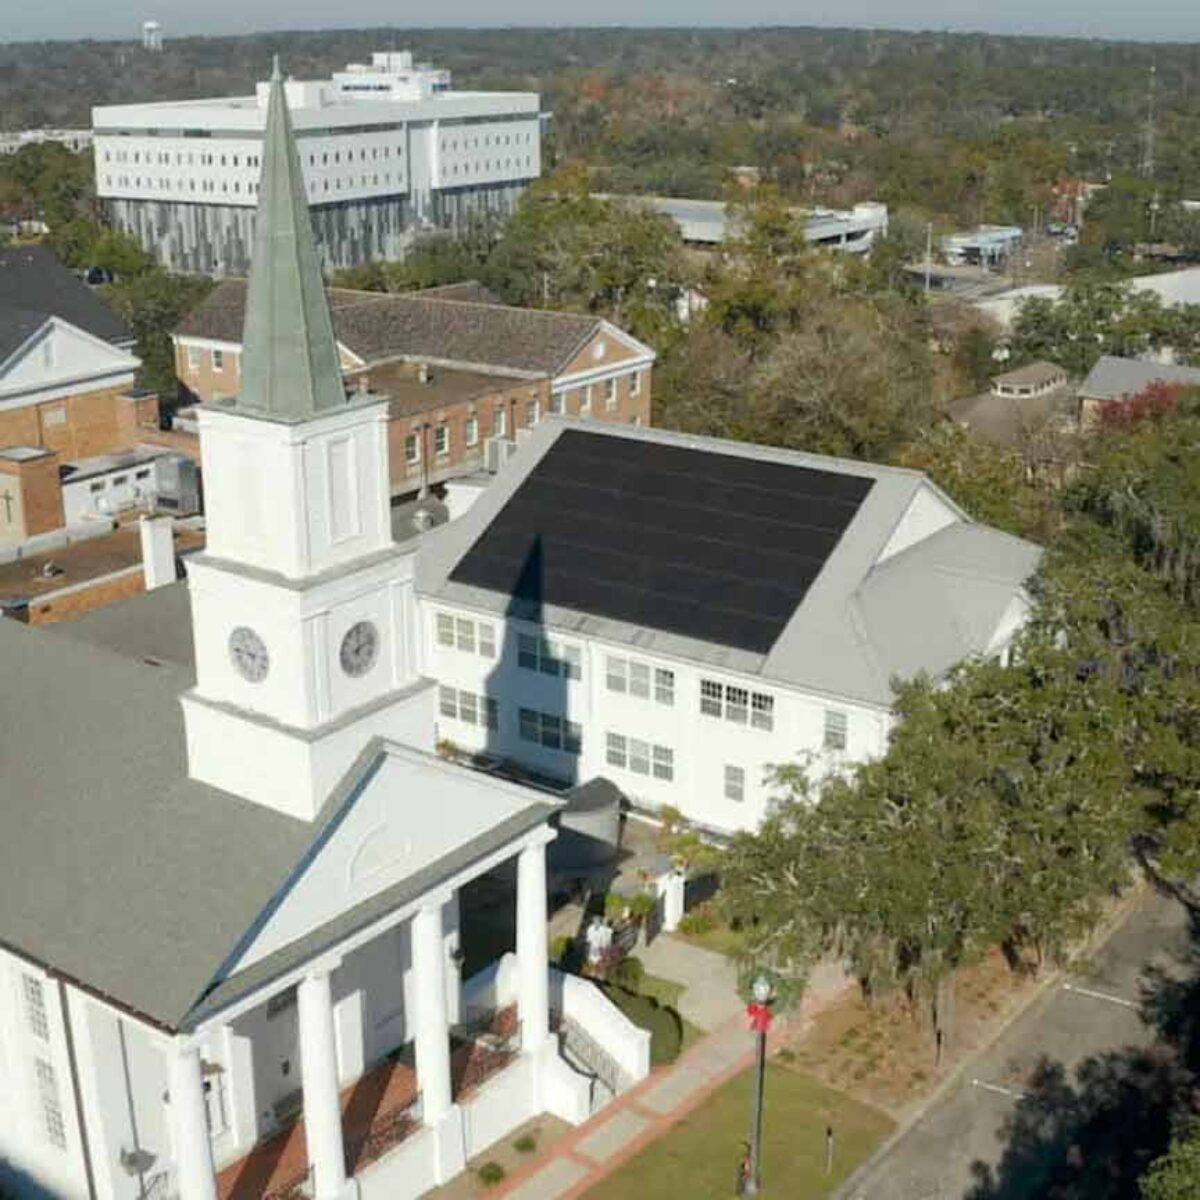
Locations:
0;61;646;1200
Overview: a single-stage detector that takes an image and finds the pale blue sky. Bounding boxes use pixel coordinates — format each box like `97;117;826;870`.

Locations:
6;1;1197;44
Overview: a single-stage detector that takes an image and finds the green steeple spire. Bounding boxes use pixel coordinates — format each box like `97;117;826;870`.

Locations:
235;56;347;422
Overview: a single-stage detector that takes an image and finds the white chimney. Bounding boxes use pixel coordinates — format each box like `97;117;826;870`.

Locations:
139;514;176;590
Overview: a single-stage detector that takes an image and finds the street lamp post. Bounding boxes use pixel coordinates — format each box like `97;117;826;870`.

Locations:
745;975;774;1196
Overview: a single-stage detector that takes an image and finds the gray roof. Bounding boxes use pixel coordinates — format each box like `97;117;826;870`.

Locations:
179;281;608;379
234;58;349;423
992;361;1066;388
0;609;555;1030
0;306;52;365
0;616;307;1029
1078;355;1200;402
57;579;196;669
0;244;130;346
419;419;1043;707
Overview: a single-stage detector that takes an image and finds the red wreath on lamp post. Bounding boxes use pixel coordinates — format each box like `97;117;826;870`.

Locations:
746;1000;774;1034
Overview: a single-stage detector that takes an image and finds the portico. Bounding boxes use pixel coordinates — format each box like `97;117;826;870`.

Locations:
167;829;557;1200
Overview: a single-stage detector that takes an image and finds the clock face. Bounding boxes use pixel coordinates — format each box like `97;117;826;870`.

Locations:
340;620;379;678
229;626;269;683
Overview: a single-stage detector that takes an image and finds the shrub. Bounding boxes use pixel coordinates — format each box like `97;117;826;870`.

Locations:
550;934;575;964
514;1133;537;1154
627;891;657;922
678;905;717;936
602;983;684;1065
604;892;627;920
611;954;646;992
477;1161;506;1187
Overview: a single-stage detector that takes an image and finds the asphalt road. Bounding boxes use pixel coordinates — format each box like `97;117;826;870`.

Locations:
841;891;1192;1200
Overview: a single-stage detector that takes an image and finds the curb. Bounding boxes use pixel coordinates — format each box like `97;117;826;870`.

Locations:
831;879;1149;1199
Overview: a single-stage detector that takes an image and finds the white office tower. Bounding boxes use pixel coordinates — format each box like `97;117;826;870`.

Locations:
91;51;542;275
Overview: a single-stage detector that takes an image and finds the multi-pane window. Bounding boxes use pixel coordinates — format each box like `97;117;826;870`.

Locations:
605;655;674;706
435;424;449;457
212;348;224;371
751;693;775;731
494;404;508;438
465;416;479;447
549;393;565;416
525;398;539;426
700;679;774;730
517;633;581;680
455;618;475;654
824;708;849;751
435;613;495;659
519;708;582;754
35;1059;66;1149
439;686;498;731
604;377;617;410
580;386;592;414
724;765;746;803
630;370;642;398
606;731;674;781
23;975;49;1042
405;433;420;465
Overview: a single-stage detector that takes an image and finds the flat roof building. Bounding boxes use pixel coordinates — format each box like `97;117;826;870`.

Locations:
92;51;542;276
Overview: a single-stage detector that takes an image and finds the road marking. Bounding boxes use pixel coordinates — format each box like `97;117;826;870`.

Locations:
971;1078;1027;1100
1061;982;1139;1010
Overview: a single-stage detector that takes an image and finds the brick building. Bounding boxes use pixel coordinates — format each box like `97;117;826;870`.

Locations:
173;280;655;494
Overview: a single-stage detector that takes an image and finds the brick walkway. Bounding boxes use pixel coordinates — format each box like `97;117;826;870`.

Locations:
489;969;854;1200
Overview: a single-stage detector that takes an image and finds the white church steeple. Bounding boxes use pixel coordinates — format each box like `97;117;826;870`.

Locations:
181;60;433;820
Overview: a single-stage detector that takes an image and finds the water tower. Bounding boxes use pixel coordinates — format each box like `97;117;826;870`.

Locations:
141;20;163;52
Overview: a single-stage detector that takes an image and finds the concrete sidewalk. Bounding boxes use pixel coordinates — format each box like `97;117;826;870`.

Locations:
638;933;743;1030
490;965;855;1200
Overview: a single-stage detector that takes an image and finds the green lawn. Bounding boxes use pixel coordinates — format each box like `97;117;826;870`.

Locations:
583;1063;894;1200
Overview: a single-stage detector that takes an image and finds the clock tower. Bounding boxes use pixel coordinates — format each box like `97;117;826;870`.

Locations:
181;58;433;820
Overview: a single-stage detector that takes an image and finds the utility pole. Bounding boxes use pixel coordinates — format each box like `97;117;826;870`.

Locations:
1144;63;1161;243
924;221;933;294
743;977;774;1196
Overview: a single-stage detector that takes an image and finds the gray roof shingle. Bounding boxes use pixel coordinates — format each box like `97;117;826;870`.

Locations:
0;245;130;346
1079;355;1200;402
179;280;602;377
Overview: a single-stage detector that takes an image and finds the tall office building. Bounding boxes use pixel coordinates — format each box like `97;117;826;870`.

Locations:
92;52;542;275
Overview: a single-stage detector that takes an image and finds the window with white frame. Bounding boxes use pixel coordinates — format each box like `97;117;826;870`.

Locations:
580;385;592;414
435;423;449;457
605;654;674;706
405;433;420;465
525;398;539;426
495;404;508;438
465;415;479;447
517;633;581;680
519;707;581;754
186;344;200;372
435;612;495;659
700;679;774;731
549;393;565;416
439;686;498;731
604;377;617;410
824;708;848;751
23;975;49;1041
35;1059;66;1149
630;370;642;398
605;730;674;781
724;765;746;803
211;348;224;371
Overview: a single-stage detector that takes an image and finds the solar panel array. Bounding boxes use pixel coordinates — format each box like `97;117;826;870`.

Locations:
449;430;875;654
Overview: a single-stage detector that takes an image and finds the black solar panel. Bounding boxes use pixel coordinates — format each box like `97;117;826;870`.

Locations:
449;430;875;654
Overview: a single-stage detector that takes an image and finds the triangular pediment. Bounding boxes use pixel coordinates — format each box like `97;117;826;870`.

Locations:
0;317;139;394
225;743;552;977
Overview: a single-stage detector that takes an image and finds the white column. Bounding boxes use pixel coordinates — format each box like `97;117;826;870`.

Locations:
167;1044;217;1200
297;970;347;1200
413;902;454;1123
517;840;550;1052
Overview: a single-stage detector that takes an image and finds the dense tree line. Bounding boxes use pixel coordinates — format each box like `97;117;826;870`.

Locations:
3;27;1200;234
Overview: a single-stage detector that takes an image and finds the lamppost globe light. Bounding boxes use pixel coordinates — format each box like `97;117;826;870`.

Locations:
752;975;772;1005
